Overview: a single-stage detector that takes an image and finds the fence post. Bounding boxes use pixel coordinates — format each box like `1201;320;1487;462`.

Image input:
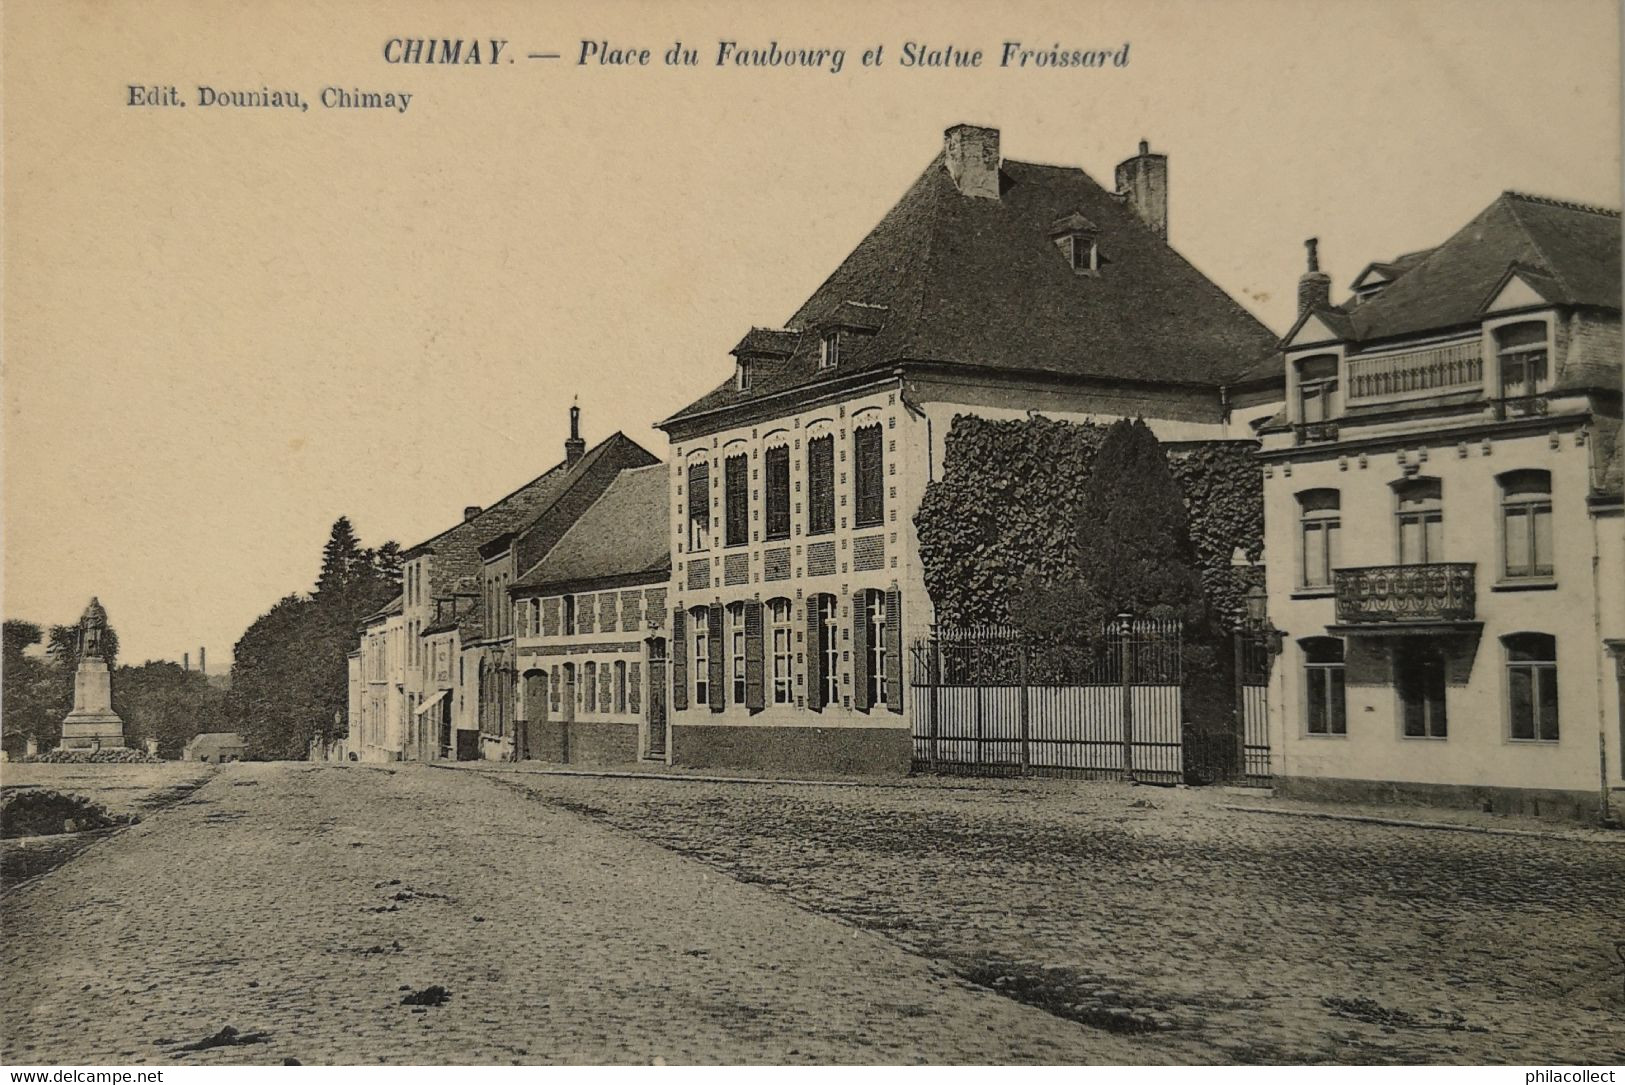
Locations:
928;635;940;768
1119;616;1135;781
1233;630;1247;782
1018;640;1031;774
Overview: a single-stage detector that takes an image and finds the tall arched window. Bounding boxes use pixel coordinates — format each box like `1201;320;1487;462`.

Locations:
1297;489;1341;589
767;597;794;704
1499;470;1553;580
1301;637;1346;735
582;661;596;715
1505;633;1558;741
727;601;748;705
1394;478;1443;564
862;589;888;709
812;593;840;708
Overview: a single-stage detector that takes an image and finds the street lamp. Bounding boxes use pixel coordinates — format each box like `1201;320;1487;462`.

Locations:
1244;582;1284;656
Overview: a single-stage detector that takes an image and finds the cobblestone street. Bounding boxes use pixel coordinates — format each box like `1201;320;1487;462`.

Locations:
484;767;1625;1065
5;763;1623;1065
3;763;1156;1065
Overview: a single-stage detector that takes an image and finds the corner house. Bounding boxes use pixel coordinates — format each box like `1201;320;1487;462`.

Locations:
1259;192;1623;820
655;124;1285;775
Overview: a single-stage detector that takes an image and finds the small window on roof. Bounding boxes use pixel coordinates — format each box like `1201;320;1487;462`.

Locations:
736;358;751;392
1070;234;1097;273
819;332;840;370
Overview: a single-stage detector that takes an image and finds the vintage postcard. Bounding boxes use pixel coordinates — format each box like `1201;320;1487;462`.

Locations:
3;0;1621;1072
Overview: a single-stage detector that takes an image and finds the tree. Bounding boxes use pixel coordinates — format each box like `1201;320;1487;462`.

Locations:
2;620;59;755
1015;418;1209;640
113;661;225;759
225;517;401;759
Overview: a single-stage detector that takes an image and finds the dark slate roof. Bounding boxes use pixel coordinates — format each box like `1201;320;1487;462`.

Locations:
363;593;404;624
732;327;800;358
1348;192;1621;343
663;152;1281;428
402;432;653;587
512;464;670;592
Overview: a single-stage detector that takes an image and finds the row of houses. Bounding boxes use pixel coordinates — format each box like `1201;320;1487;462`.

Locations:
346;123;1624;820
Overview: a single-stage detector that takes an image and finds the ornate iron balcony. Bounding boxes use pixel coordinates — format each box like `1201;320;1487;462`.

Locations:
1294;421;1339;445
1333;563;1476;624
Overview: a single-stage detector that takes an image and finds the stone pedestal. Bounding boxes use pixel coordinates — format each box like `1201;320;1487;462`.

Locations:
60;658;124;750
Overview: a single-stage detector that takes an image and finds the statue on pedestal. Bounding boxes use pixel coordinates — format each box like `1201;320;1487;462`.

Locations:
59;597;125;752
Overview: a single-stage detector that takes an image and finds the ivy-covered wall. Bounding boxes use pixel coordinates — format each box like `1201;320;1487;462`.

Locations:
915;415;1264;629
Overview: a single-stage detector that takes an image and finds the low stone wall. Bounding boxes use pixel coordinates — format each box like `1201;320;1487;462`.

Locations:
566;720;639;767
1273;774;1612;825
670;725;912;777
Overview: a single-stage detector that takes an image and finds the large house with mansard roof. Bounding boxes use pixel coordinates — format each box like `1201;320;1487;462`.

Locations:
653;123;1286;774
1258;191;1623;819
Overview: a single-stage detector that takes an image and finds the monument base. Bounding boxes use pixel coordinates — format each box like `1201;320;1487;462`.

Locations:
59;712;126;750
60;657;125;750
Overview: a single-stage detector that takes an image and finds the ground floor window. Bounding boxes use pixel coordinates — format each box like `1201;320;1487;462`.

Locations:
1302;637;1346;735
815;594;840;708
863;589;888;709
1505;633;1558;741
1397;647;1447;738
769;598;793;704
729;602;747;705
582;661;596;714
691;607;709;706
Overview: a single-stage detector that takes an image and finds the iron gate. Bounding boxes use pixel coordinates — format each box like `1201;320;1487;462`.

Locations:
910;619;1273;785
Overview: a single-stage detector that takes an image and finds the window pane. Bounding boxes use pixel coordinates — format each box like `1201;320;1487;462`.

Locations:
1306;669;1327;733
1538;667;1559;741
1301;385;1324;423
1505;507;1530;575
1327;521;1341;574
1508;666;1534;739
1329;670;1346;734
1532;506;1552;574
1424;516;1442;564
1303;524;1326;587
1400;518;1421;564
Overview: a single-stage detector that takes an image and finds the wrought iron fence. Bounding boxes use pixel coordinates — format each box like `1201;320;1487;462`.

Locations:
910;618;1187;783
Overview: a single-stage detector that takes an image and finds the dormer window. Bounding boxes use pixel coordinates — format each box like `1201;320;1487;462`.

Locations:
1050;212;1101;277
1496;321;1549;400
819;332;840;370
1069;234;1098;273
735;358;751;392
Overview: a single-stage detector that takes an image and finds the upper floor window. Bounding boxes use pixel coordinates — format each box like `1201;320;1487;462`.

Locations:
1395;478;1442;565
1504;632;1558;742
807;434;835;536
853;424;884;528
1496;322;1549;399
764;445;791;541
724;453;749;547
1297;355;1339;423
1500;470;1553;580
563;595;576;636
687;460;711;552
1298;489;1341;589
768;597;794;704
819;332;840;370
735;359;751;392
1069;234;1097;273
1302;637;1346;736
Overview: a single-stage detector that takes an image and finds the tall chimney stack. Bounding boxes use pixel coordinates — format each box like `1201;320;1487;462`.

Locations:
183;652;190;672
1298;237;1332;316
199;646;206;676
943;124;1001;200
565;401;586;467
1115;138;1168;239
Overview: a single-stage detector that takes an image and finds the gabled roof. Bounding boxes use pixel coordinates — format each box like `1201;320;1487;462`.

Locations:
663;151;1280;428
402;432;655;589
362;593;404;625
512;463;670;594
1348;192;1621;343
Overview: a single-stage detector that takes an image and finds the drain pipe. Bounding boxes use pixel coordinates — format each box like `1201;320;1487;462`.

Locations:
1593;515;1612;827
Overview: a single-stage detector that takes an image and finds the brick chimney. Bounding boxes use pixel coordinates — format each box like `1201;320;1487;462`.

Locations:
1115;139;1168;239
1298;237;1332;316
183;652;189;672
944;124;1001;199
565;402;586;467
199;646;206;676
463;505;482;521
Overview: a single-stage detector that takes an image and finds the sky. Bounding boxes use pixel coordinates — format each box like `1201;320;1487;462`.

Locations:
3;0;1620;669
